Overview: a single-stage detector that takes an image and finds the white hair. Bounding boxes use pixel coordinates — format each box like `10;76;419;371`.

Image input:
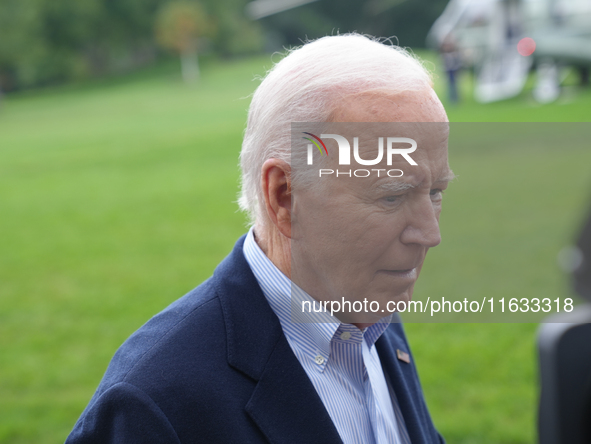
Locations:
238;33;433;226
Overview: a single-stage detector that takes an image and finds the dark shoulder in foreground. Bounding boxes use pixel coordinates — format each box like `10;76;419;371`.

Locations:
66;236;277;443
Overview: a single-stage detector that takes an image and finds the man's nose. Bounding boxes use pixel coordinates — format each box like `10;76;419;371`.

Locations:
400;197;441;248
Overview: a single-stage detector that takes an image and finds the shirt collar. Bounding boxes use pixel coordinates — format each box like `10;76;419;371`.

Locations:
243;228;392;361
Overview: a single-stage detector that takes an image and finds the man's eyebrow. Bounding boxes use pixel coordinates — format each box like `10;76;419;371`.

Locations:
371;170;456;194
373;182;417;193
434;170;457;184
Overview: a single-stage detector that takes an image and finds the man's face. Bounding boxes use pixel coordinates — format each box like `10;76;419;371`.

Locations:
290;91;453;324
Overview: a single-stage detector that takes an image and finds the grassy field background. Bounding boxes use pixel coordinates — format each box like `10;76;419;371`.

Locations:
1;51;590;443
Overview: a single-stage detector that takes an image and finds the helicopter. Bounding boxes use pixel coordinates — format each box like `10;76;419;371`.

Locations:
427;0;591;103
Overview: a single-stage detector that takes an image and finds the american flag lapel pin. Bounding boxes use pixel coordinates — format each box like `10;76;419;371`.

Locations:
396;349;410;364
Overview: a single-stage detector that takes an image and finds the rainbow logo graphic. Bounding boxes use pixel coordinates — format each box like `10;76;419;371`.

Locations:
302;132;328;156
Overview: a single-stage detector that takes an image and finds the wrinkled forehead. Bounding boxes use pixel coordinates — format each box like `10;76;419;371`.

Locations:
326;89;449;162
291;90;451;189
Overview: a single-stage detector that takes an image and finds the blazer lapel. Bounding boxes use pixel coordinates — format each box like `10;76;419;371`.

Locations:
214;236;342;444
376;324;438;444
245;335;343;444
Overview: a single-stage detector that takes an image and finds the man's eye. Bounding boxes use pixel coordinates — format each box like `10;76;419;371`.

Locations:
430;189;444;201
384;195;399;203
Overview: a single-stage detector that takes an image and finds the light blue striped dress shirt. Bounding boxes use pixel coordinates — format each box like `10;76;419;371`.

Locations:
243;228;410;444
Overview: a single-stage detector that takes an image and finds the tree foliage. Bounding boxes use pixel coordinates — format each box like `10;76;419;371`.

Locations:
155;2;210;54
0;0;165;89
0;0;262;91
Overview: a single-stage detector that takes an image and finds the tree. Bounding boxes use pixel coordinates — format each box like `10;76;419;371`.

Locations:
0;0;261;91
155;1;210;83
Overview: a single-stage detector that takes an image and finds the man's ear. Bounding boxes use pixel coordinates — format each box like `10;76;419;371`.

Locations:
261;159;292;238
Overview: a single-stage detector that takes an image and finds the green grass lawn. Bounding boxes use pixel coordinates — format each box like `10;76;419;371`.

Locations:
1;51;590;443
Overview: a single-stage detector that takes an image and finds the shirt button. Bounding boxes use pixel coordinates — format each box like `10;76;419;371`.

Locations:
314;355;325;365
340;331;351;340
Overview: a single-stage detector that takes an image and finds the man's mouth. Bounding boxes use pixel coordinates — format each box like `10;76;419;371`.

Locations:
381;268;417;279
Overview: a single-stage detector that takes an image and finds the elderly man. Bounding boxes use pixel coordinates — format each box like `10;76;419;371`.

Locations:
67;34;451;444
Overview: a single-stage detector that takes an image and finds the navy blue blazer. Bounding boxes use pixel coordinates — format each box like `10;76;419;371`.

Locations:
67;236;444;443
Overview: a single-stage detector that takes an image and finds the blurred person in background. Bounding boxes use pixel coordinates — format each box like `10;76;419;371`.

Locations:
66;33;449;444
440;35;462;104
